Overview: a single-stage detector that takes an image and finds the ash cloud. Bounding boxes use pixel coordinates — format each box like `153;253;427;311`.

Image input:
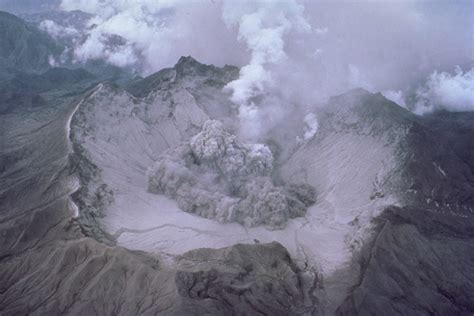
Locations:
147;120;315;229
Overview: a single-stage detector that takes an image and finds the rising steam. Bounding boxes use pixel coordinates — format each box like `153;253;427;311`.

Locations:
55;0;473;122
414;67;474;115
222;0;310;139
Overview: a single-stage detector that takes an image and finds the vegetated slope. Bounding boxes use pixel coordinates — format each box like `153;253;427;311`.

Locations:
0;0;58;14
0;67;96;114
0;11;61;73
21;9;92;31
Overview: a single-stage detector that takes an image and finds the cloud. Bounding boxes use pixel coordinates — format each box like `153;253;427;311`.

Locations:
59;0;246;73
221;0;311;140
414;67;474;115
57;0;474;124
60;0;175;70
39;19;79;39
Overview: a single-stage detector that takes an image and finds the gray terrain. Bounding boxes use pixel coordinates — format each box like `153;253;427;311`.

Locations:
1;10;473;316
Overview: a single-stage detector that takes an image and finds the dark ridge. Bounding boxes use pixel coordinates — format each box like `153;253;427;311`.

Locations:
174;55;238;80
401;110;474;207
125;67;176;98
0;67;96;94
337;205;474;315
42;67;95;84
174;55;211;77
126;56;239;98
0;67;97;114
21;9;92;26
0;10;62;73
422;111;474;172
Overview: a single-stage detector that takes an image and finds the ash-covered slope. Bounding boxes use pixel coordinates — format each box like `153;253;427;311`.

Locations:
336;109;474;315
279;88;474;314
126;56;239;119
0;77;313;315
68;57;239;244
1;53;474;315
282;88;411;213
67;59;474;314
283;88;474;212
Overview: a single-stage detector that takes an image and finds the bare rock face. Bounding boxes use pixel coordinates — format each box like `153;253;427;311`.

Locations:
175;242;319;315
147;120;316;229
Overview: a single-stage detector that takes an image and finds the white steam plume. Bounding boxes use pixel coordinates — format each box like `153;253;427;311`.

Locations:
57;0;474;120
222;0;311;140
414;67;474;115
39;19;79;39
60;0;176;70
296;112;319;143
60;0;245;73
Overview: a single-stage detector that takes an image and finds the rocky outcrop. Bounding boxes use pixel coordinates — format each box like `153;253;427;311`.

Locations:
126;56;239;99
175;242;319;315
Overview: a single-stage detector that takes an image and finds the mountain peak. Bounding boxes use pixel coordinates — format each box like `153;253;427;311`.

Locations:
126;56;238;98
0;10;21;21
175;55;200;67
174;55;217;79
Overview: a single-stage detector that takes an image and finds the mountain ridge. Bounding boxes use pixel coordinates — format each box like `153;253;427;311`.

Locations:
0;10;62;73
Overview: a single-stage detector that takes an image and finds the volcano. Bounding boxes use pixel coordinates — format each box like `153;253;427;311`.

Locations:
1;8;474;316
